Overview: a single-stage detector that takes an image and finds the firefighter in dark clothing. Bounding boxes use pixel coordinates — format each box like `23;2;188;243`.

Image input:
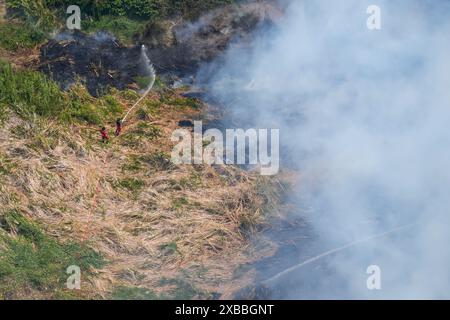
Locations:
115;119;123;136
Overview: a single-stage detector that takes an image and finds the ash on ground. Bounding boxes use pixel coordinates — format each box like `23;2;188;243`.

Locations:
39;31;152;97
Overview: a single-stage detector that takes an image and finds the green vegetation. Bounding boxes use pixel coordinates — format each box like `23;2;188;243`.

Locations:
117;88;140;101
159;241;178;255
143;152;175;171
64;87;124;125
6;0;58;32
4;0;238;46
162;95;201;109
0;62;124;124
83;15;145;44
178;172;203;190
112;275;209;300
119;123;162;147
137;99;162;120
0;153;17;176
133;122;161;139
0;61;65;118
121;152;175;173
122;155;144;172
112;286;160;300
159;276;209;300
0;102;7;123
42;0;236;20
171;197;189;210
134;75;154;90
0;22;46;51
116;178;145;196
10;120;62;152
0;210;105;299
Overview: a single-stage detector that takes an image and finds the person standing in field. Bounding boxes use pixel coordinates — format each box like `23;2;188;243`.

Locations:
100;127;109;143
115;119;123;136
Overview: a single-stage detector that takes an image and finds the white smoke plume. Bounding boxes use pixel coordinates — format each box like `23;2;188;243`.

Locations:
198;0;450;299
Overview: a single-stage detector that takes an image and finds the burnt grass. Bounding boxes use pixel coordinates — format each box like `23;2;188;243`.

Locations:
39;31;150;97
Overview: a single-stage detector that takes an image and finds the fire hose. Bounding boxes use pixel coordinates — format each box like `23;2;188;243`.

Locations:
121;46;156;124
262;221;419;286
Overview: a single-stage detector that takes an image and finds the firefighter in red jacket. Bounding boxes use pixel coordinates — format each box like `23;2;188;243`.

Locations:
100;127;109;143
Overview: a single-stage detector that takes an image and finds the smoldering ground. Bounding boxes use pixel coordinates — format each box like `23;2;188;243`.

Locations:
40;31;152;96
198;0;450;299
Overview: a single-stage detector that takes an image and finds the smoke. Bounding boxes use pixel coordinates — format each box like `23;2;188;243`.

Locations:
175;13;214;42
198;0;450;299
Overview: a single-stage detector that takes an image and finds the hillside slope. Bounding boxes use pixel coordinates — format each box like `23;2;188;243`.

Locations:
0;64;283;300
0;0;286;300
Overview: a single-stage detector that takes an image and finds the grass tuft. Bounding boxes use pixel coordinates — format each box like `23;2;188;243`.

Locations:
115;178;145;199
112;286;159;300
0;61;65;118
0;22;45;51
84;16;145;44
